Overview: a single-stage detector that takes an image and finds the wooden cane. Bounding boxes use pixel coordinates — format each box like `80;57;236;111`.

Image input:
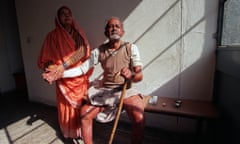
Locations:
108;80;128;144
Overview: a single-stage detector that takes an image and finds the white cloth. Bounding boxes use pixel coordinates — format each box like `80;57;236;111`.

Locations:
88;86;141;123
62;59;91;78
62;44;142;78
92;44;142;67
87;86;120;123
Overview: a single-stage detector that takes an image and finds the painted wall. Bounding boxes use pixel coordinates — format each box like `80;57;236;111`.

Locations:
15;0;218;131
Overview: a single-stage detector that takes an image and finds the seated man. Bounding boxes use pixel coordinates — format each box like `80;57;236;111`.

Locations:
82;17;145;144
43;17;145;144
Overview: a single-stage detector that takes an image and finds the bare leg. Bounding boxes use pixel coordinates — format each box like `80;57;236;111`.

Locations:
80;104;102;144
124;95;145;144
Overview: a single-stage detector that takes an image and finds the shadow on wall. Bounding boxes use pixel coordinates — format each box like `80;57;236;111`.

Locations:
91;0;216;102
69;0;143;48
119;0;217;135
135;0;216;101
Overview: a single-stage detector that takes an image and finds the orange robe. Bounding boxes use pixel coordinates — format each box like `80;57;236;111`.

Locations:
37;16;91;138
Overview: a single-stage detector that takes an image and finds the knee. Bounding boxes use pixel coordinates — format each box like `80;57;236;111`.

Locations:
80;105;99;122
132;112;145;125
80;113;93;126
80;108;92;121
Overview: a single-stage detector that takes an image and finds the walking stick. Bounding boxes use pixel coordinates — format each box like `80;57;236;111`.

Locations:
108;80;128;144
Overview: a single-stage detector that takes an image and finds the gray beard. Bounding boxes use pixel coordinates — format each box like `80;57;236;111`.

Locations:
109;34;121;41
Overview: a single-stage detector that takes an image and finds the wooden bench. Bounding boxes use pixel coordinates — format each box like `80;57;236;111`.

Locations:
143;96;219;142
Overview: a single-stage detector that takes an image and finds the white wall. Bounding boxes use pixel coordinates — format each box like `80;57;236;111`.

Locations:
15;0;218;131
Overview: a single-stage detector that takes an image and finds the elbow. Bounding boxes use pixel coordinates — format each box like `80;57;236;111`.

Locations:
132;73;143;83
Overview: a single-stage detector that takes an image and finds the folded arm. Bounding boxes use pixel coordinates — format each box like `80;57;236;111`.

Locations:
42;48;99;84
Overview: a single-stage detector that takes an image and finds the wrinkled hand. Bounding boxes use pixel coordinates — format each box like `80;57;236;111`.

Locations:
121;67;132;80
42;64;64;84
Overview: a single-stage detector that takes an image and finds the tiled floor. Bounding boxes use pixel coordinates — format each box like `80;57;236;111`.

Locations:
0;91;206;144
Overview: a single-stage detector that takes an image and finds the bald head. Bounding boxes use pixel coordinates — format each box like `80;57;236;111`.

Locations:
104;17;125;40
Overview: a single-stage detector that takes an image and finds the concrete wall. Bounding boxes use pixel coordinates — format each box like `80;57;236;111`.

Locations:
15;0;218;131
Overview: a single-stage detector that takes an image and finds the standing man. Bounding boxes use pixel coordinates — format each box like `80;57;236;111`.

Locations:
37;6;92;142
